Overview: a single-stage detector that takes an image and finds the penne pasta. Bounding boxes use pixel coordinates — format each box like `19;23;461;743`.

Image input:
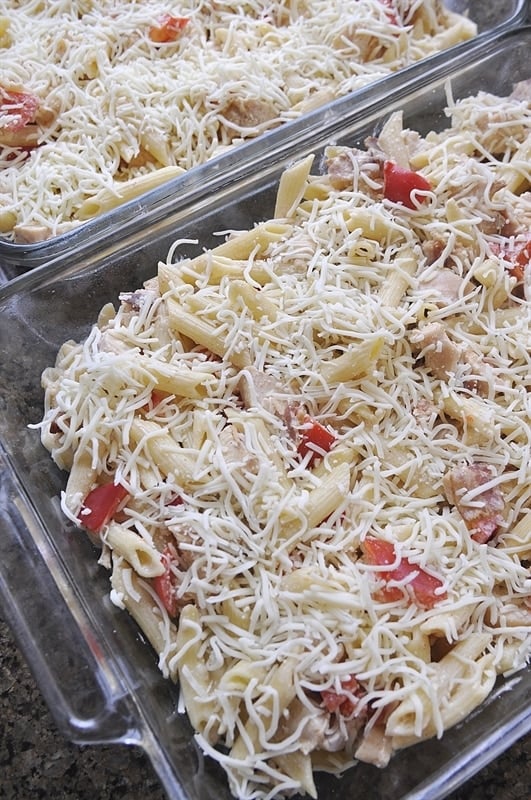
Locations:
321;336;384;383
105;522;165;578
274;154;315;219
76;166;186;220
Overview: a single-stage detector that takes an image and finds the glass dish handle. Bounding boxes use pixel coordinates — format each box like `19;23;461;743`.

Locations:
0;458;140;747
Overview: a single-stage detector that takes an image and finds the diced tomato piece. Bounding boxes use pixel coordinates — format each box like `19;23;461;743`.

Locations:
153;545;179;616
149;14;189;43
297;415;336;465
362;536;447;608
0;88;40;131
321;675;361;716
362;536;396;566
383;161;431;209
509;239;531;282
138;389;172;414
77;482;129;533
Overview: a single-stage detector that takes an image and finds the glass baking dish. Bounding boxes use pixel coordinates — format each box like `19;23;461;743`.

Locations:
0;0;527;282
1;24;530;800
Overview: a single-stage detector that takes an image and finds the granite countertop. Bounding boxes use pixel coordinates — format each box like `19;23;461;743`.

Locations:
1;615;529;800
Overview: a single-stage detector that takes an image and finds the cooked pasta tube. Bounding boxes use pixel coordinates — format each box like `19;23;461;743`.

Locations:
498;132;531;193
129;418;196;483
274;154;315;219
379;246;418;307
174;604;222;738
75;166;186;220
104;523;164;578
133;353;216;399
110;559;180;679
321;336;384;383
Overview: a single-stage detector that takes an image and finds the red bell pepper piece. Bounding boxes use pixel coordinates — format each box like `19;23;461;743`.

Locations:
383;161;431;209
149;14;189;43
297;414;336;465
362;536;447;608
77;482;129;533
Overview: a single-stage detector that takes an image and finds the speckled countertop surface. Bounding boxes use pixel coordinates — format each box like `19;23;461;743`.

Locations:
1;615;529;800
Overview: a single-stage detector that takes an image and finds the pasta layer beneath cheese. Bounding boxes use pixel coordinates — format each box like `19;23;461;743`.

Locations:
36;84;531;800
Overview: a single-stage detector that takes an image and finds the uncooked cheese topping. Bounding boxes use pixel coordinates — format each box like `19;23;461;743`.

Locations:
0;0;477;241
36;83;531;800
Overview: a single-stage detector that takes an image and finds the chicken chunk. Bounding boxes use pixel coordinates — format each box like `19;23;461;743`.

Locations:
410;321;461;380
220;97;278;139
443;462;505;543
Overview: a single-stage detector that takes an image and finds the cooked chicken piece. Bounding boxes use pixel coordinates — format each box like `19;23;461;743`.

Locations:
274;698;329;755
442;462;505;543
410;321;461;380
167;523;201;572
412;397;439;424
421;238;445;265
220;97;278;139
477;208;510;236
461;348;492;397
419;268;463;306
355;721;393;768
324;145;382;191
218;424;260;474
13;224;52;243
412;316;492;394
510;79;531;104
119;288;159;311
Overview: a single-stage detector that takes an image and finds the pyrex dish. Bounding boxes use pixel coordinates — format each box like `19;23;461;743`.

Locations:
1;24;530;800
0;0;527;282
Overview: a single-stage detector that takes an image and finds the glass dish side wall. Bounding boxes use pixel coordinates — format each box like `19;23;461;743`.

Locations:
0;26;530;800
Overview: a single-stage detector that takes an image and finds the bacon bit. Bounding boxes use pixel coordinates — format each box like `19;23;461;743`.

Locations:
491;237;531;285
321;675;362;717
153;543;179;616
150;389;171;407
442;462;505;544
137;388;173;415
378;0;399;25
149;14;189;43
362;537;447;608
